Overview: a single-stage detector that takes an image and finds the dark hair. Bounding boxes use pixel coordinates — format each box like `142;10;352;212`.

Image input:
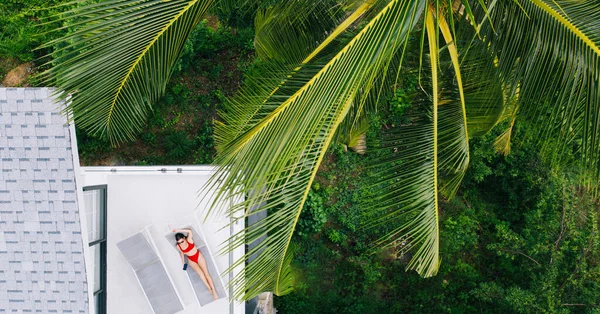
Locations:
175;233;186;241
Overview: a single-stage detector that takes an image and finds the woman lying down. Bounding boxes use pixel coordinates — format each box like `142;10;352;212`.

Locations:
172;228;219;301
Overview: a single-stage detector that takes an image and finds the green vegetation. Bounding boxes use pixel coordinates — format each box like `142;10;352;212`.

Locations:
0;0;72;82
4;0;600;310
0;0;61;61
76;20;255;165
277;112;600;312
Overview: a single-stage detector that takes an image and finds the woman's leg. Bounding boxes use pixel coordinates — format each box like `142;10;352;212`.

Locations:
188;261;212;294
196;254;218;298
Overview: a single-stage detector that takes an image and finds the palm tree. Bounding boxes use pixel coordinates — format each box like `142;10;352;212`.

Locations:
42;0;600;300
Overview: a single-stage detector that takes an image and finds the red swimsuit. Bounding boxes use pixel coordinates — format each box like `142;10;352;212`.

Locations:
178;239;200;263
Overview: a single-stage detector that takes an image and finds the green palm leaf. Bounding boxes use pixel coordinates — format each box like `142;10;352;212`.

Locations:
363;10;459;277
437;12;470;199
336;42;406;146
438;30;508;197
461;55;506;137
39;0;600;298
450;15;507;137
205;0;425;299
216;0;375;152
254;0;345;64
361;4;510;276
40;0;214;144
476;0;600;182
494;101;519;155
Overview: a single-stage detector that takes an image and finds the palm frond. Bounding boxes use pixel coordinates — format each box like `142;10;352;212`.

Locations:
361;2;509;276
449;24;506;137
205;0;426;299
493;86;520;155
254;0;348;64
493;109;518;155
337;41;408;144
461;56;506;137
476;0;600;182
363;10;440;277
346;112;369;154
436;11;470;199
217;0;376;152
40;0;214;144
214;60;325;152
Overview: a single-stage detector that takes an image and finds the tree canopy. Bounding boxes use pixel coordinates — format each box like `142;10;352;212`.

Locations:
41;0;600;301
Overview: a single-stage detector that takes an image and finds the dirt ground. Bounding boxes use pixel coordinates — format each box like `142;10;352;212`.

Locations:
1;62;32;87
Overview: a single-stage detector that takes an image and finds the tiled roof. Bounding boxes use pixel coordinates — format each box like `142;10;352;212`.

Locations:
0;88;88;313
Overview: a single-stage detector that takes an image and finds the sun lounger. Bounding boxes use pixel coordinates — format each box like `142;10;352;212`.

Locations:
117;232;184;314
165;225;227;306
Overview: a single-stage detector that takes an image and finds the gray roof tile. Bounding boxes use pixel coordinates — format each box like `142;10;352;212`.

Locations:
24;89;38;100
30;100;47;112
6;88;25;100
34;88;48;100
11;113;26;125
16;100;32;112
7;136;24;148
0;88;88;313
21;126;36;137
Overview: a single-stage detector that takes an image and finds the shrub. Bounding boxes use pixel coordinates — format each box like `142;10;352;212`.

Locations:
163;131;194;162
75;128;110;162
140;132;157;146
297;189;328;238
0;0;71;62
327;229;345;245
208;64;223;80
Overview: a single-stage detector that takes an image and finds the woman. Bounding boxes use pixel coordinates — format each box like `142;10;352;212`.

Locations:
172;228;219;301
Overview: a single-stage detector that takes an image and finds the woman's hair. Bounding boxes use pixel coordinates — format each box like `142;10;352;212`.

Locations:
175;233;186;241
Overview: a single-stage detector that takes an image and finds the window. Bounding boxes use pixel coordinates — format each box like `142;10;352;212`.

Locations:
84;189;105;242
83;185;107;314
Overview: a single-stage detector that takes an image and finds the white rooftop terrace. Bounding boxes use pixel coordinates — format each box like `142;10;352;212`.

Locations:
78;166;244;314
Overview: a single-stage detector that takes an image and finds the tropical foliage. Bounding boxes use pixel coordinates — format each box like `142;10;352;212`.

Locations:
42;0;600;301
75;20;255;165
277;120;600;313
0;0;70;62
0;0;73;82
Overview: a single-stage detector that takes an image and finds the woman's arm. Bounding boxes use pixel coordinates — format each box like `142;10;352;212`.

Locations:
172;228;194;243
172;228;191;235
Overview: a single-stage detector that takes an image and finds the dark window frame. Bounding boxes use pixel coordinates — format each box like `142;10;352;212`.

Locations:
83;185;107;314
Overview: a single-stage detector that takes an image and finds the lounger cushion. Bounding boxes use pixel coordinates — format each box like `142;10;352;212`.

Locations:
166;227;227;306
118;232;184;314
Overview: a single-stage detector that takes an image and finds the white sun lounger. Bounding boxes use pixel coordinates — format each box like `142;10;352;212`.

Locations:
166;225;227;306
117;231;184;314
